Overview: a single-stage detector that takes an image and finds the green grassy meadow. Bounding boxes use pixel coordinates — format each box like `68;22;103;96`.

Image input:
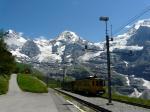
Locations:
17;74;48;93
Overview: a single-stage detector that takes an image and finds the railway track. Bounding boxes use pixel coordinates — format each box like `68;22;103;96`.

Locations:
55;88;111;112
55;88;150;112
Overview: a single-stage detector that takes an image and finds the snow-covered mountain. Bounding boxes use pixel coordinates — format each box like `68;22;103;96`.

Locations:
3;19;150;99
6;30;100;64
4;30;26;48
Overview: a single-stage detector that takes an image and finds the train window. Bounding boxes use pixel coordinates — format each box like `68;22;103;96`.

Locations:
92;81;94;86
96;81;98;86
99;80;105;86
103;81;105;86
99;80;103;86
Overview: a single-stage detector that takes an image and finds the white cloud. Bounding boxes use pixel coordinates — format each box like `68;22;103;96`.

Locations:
125;25;131;28
35;36;48;40
19;32;23;36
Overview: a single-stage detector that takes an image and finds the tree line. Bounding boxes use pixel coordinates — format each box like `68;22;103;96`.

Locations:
0;30;16;76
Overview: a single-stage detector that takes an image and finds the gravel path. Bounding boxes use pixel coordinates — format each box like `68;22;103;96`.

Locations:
7;74;23;95
0;74;58;112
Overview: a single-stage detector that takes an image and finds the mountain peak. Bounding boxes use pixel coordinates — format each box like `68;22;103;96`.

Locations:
133;19;150;29
6;29;23;36
56;31;80;42
4;29;27;48
7;29;14;34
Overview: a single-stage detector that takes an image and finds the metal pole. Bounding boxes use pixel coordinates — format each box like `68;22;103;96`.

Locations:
106;35;112;105
63;66;65;83
105;20;113;105
46;74;49;87
100;16;112;105
62;51;66;85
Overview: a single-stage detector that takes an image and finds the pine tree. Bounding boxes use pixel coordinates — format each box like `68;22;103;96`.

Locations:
0;30;16;75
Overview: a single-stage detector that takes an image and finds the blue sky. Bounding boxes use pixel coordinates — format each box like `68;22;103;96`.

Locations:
0;0;150;42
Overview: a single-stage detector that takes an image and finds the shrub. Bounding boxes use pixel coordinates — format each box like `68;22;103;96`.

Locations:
0;76;9;94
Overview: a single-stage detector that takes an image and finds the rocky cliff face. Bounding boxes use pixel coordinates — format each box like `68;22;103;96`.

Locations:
20;40;41;58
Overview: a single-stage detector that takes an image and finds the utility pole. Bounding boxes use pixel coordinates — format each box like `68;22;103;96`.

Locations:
46;73;49;87
100;16;113;105
62;49;67;85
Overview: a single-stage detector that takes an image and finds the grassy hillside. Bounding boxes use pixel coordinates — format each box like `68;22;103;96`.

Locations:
17;74;48;93
0;75;9;95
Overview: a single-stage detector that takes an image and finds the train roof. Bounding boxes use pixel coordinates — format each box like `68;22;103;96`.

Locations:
76;75;104;80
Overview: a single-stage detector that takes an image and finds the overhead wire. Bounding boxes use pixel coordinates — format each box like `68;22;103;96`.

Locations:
113;5;150;36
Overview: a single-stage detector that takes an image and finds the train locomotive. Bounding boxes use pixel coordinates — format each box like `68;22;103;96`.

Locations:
62;76;105;95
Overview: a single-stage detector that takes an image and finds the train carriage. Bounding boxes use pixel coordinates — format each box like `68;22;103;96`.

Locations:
73;77;105;95
62;76;105;95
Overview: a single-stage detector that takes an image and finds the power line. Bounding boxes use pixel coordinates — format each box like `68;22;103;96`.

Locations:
113;5;150;36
